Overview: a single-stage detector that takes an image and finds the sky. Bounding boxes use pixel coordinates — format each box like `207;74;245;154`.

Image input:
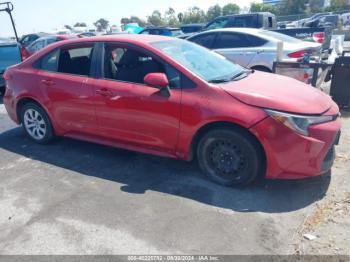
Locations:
0;0;260;37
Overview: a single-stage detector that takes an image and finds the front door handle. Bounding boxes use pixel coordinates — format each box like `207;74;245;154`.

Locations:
41;79;55;86
96;88;113;97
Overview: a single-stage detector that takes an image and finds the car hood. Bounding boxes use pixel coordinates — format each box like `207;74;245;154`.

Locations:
219;71;332;115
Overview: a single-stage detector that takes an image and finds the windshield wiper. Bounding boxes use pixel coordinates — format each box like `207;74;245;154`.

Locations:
230;70;254;81
208;78;231;83
208;69;254;84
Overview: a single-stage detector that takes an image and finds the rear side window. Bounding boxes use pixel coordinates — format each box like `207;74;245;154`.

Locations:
212;33;248;49
36;44;94;76
28;40;45;53
57;46;94;76
245;35;268;47
40;49;59;72
189;33;216;49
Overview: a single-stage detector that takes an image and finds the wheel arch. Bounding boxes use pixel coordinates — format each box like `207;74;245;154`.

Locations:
16;97;49;124
189;121;266;169
251;65;272;73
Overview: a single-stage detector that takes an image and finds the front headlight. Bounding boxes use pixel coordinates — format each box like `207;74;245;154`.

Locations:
265;109;335;136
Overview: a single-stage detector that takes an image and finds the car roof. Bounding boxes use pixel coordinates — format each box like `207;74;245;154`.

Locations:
213;12;273;19
144;27;180;30
0;39;18;46
54;34;173;45
190;28;264;36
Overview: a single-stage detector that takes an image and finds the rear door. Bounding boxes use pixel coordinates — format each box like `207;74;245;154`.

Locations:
36;43;98;135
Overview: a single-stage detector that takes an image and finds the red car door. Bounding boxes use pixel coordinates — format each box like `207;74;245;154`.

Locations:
87;78;181;155
37;44;99;135
86;45;182;155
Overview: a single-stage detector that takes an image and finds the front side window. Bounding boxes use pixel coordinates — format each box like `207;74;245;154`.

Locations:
213;33;248;49
206;18;229;30
189;33;216;49
103;44;182;88
151;39;244;83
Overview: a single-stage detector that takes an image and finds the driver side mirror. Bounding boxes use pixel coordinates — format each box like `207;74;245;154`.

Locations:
144;73;171;97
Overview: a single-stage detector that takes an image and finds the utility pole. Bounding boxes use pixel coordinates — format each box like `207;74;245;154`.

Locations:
0;2;19;42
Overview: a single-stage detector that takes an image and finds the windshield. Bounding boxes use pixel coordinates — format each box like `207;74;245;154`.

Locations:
0;45;21;72
259;30;302;44
151;39;244;82
170;30;183;37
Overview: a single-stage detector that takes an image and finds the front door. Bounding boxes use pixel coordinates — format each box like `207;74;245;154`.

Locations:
87;44;182;154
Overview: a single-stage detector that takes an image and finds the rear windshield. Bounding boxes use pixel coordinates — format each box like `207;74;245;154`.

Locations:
0;45;21;72
259;30;302;43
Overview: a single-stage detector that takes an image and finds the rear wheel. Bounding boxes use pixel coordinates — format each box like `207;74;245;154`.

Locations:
20;103;54;144
197;128;264;186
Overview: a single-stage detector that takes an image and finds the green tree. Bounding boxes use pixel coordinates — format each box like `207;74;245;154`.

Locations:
74;22;87;27
206;4;222;21
278;0;307;15
325;0;350;11
222;3;240;15
147;10;164;26
121;17;131;24
165;7;179;26
94;18;109;32
129;16;146;27
308;0;325;13
250;2;278;13
182;6;206;24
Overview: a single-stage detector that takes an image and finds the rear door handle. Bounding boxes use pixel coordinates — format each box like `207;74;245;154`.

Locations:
41;79;55;86
96;88;113;97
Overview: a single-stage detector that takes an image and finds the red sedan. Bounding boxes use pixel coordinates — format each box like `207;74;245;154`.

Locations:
3;35;341;186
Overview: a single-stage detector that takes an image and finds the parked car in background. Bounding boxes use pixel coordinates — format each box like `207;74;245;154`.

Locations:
0;39;21;94
341;12;350;27
183;12;331;51
187;28;321;72
19;33;50;48
77;32;96;38
139;27;183;37
274;27;332;50
22;35;78;59
203;12;276;31
3;35;341;186
181;23;205;33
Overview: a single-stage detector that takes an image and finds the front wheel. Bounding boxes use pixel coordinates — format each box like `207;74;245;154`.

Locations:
197;129;264;186
21;103;55;144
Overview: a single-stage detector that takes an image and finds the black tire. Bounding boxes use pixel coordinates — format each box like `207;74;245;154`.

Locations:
20;102;55;144
197;128;264;186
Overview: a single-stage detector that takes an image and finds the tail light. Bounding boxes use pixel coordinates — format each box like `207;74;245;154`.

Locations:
288;50;307;58
313;32;325;44
20;47;29;60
